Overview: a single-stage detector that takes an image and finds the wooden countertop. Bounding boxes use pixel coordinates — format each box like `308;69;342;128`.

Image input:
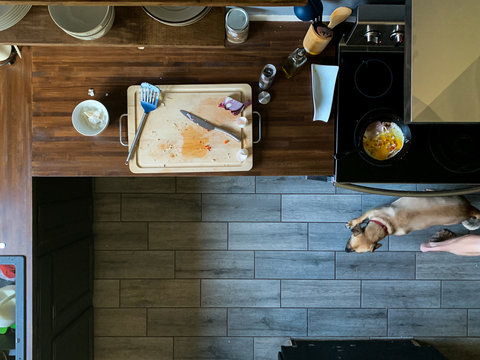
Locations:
31;21;337;176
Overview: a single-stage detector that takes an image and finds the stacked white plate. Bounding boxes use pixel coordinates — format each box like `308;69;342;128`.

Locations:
0;5;31;32
48;6;115;40
143;6;211;27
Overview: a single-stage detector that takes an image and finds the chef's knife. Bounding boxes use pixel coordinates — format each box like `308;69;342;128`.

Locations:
180;110;241;142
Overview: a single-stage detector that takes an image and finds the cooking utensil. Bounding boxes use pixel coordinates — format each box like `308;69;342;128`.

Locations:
180;110;241;142
335;109;411;166
294;0;323;22
125;82;160;165
327;6;352;29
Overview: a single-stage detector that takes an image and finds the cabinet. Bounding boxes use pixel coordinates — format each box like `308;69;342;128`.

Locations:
33;178;93;360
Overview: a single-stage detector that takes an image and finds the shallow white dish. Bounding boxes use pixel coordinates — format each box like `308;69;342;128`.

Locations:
64;7;114;40
0;5;31;32
48;5;111;36
72;100;109;136
143;6;210;26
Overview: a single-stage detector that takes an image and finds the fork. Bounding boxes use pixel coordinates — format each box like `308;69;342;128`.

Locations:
125;82;160;165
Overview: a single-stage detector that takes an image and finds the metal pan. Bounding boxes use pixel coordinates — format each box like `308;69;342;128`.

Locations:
335;109;411;166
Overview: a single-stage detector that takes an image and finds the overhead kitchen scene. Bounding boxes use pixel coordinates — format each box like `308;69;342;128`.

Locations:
0;0;480;359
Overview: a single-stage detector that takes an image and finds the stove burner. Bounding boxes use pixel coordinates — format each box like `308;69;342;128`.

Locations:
429;126;480;174
354;59;393;99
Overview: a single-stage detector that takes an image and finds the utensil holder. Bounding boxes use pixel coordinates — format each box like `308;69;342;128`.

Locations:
303;24;333;55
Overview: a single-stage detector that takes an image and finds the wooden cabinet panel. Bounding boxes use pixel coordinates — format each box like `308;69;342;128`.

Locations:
52;308;93;360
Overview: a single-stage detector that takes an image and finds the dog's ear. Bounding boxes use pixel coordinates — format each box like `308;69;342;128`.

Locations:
351;224;362;235
371;243;383;252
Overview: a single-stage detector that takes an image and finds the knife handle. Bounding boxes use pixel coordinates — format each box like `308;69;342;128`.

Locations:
215;127;241;142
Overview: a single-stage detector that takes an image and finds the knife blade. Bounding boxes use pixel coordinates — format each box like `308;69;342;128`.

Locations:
180;110;241;142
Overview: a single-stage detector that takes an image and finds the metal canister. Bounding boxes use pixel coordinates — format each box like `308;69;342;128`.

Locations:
225;7;249;44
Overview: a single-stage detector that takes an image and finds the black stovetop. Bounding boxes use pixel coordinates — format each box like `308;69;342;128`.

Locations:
335;50;480;184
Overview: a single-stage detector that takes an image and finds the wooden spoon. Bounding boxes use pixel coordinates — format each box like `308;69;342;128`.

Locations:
328;7;352;29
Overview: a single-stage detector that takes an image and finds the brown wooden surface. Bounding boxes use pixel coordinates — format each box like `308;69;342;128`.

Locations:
0;0;308;6
32;21;337;176
0;48;32;359
0;6;225;47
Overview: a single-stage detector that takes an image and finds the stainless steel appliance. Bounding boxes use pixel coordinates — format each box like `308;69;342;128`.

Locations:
334;4;480;192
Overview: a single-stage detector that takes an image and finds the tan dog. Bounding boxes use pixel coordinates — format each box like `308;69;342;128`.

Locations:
345;196;480;253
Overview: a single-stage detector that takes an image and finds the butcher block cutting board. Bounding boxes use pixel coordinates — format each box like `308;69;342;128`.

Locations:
127;84;253;173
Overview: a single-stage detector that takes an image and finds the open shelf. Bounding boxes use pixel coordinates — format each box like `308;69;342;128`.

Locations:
0;6;225;47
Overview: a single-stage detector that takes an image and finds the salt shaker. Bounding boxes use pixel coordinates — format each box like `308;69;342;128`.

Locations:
258;64;276;90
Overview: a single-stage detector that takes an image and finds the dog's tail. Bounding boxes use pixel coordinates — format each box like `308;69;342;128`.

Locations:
462;207;480;230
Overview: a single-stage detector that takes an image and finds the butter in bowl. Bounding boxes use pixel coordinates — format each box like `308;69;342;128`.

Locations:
72;100;109;136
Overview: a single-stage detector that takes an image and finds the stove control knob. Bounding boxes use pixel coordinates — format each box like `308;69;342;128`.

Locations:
364;30;381;45
390;31;404;46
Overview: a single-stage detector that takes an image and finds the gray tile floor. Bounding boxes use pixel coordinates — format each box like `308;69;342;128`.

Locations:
93;177;480;360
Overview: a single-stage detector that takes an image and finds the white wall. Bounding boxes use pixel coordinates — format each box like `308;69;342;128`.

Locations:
240;0;404;21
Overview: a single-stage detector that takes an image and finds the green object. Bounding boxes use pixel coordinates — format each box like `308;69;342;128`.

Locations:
0;327;7;334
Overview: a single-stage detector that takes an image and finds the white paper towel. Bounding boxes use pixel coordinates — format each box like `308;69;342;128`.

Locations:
311;64;339;122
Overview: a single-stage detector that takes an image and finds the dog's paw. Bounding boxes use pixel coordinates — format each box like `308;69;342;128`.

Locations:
346;220;356;229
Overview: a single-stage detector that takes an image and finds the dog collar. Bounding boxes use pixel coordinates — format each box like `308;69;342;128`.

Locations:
369;219;389;236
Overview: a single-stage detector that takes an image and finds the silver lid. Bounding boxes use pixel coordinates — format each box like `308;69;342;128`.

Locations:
258;91;271;104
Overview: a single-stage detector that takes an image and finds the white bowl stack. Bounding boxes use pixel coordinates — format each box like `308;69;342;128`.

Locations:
0;5;31;31
48;6;115;40
142;6;211;27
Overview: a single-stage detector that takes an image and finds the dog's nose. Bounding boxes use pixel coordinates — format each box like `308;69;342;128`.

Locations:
345;245;352;253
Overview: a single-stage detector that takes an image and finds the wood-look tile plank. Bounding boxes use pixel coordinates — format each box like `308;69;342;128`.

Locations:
175;251;254;278
201;280;280;307
176;176;255;193
94;194;120;221
282;195;362;222
336;252;415;280
149;222;228;250
417;253;480;280
95;337;173;360
93;280;120;308
228;308;307;336
95;177;175;193
202;194;281;221
442;281;480;308
148;308;226;336
122;194;201;221
308;309;387;337
254;337;291;360
362;280;440;308
468;310;480;336
229;223;307;250
281;280;360;308
256;176;335;194
174;337;253;360
388;309;467;337
93;222;148;250
255;251;334;279
95;250;173;279
121;279;200;307
94;308;146;336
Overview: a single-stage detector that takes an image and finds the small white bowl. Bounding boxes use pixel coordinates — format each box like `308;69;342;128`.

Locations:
72;100;109;136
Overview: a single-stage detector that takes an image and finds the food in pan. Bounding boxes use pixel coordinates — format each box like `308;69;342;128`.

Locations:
362;121;404;161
